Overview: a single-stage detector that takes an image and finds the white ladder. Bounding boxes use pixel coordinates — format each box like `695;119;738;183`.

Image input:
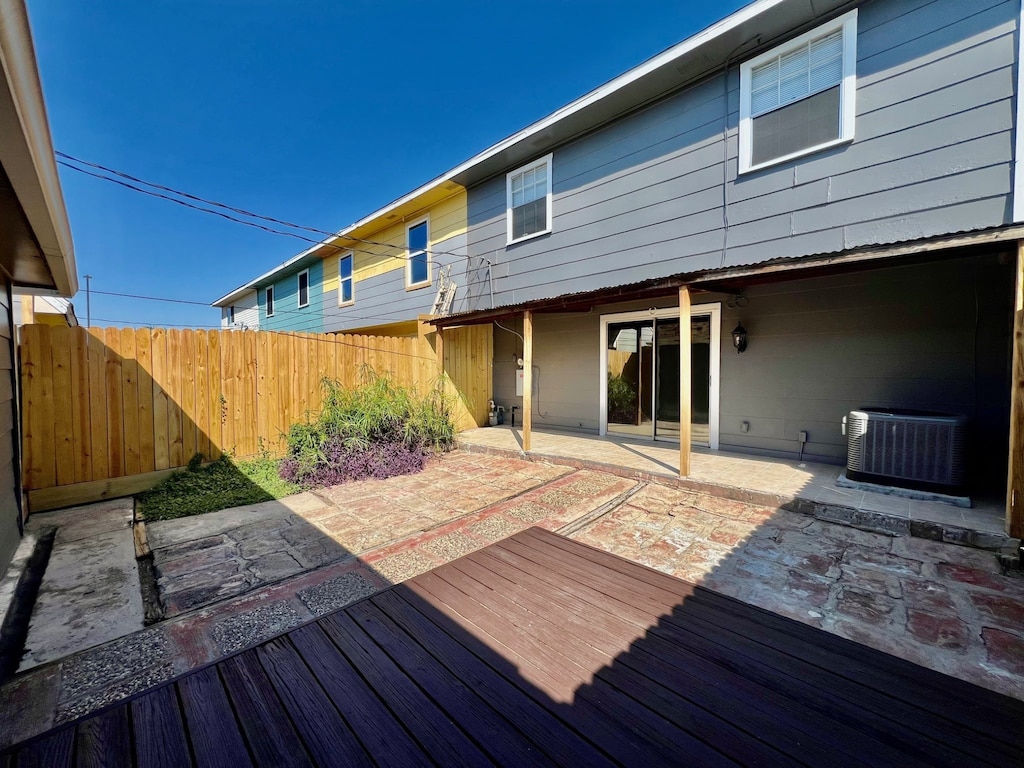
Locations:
430;265;457;316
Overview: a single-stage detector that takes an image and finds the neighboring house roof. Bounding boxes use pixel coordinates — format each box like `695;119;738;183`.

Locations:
0;0;77;295
214;0;850;307
18;294;78;326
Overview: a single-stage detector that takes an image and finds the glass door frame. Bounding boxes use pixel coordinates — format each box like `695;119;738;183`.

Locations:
599;303;721;448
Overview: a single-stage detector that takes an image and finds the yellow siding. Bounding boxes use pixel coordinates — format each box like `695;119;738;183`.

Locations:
324;187;467;283
323;254;339;293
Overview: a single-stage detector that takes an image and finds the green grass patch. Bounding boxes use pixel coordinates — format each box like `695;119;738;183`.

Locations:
138;453;301;521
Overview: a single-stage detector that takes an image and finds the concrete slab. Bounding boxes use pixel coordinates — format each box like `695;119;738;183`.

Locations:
27;499;133;545
18;527;144;670
145;500;294;549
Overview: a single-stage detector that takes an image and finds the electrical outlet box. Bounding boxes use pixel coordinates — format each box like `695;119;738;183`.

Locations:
515;370;524;396
798;430;808;443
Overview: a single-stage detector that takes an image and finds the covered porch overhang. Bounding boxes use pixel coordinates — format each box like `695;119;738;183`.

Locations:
431;229;1024;542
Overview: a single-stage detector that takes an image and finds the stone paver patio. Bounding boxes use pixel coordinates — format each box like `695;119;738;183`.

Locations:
148;451;571;616
569;482;1024;701
1;450;1022;749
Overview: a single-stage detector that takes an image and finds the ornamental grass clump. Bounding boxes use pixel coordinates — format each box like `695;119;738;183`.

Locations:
279;370;456;489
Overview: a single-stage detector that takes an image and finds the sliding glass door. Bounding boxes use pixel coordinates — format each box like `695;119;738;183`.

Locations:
602;306;719;447
606;320;654;437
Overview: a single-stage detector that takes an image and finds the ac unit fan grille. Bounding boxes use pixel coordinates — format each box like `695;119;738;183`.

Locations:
847;410;966;488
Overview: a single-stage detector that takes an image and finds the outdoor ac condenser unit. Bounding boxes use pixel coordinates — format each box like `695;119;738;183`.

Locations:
846;409;967;491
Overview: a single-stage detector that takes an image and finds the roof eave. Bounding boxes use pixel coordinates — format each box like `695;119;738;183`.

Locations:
219;0;852;297
0;1;77;296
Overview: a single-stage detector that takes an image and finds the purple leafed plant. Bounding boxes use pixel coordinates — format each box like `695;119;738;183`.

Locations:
277;371;455;490
280;437;429;489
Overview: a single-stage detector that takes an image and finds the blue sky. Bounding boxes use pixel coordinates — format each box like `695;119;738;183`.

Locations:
28;0;746;328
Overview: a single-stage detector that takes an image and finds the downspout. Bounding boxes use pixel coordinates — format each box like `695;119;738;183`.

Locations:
719;36;761;268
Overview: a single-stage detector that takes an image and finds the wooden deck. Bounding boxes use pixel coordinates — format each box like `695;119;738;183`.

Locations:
5;527;1022;767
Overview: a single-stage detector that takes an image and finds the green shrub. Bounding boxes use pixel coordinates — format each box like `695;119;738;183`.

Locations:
280;369;456;487
607;373;638;423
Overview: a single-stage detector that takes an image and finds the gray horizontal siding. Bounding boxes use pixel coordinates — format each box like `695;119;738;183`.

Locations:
322;232;469;333
465;0;1017;310
717;256;1012;484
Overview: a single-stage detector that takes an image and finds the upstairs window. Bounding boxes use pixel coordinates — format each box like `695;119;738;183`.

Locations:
739;10;857;173
507;154;552;244
226;306;235;325
407;219;430;288
297;269;309;308
265;286;275;317
339;253;354;305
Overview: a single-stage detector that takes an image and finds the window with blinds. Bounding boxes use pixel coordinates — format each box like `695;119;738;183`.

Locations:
507;154;552;244
739;11;857;172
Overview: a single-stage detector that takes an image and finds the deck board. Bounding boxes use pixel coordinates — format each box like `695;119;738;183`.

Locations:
3;527;1022;767
178;666;253;768
131;683;192;768
219;653;314;768
523;527;1024;739
74;705;131;768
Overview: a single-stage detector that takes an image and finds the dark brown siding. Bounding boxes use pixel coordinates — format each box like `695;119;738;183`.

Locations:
0;277;21;570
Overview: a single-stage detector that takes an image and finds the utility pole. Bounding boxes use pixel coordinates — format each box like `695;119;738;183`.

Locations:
83;274;92;327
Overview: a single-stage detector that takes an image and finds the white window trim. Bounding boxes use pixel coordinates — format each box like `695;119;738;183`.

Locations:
297;268;310;308
265;286;275;317
405;215;431;290
506;153;553;245
338;252;355;307
738;9;858;175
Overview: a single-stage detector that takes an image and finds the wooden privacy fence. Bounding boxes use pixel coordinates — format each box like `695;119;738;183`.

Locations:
20;323;492;502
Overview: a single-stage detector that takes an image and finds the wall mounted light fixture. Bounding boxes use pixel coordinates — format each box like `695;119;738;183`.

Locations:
732;323;748;353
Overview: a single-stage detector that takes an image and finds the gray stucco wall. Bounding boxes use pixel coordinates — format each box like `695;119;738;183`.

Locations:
466;0;1016;311
490;254;1012;493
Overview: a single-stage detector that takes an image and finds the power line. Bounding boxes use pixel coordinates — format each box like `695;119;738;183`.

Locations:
90;316;222;328
90;289;210;306
85;285;460;328
87;318;438;363
56;152;472;262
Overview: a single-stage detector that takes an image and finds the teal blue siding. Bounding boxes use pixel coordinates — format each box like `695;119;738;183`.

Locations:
258;260;324;332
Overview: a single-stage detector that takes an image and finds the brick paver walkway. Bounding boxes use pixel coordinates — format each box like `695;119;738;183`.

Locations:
149;452;571;616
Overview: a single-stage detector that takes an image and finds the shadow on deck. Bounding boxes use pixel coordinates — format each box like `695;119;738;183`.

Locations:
4;527;1021;766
